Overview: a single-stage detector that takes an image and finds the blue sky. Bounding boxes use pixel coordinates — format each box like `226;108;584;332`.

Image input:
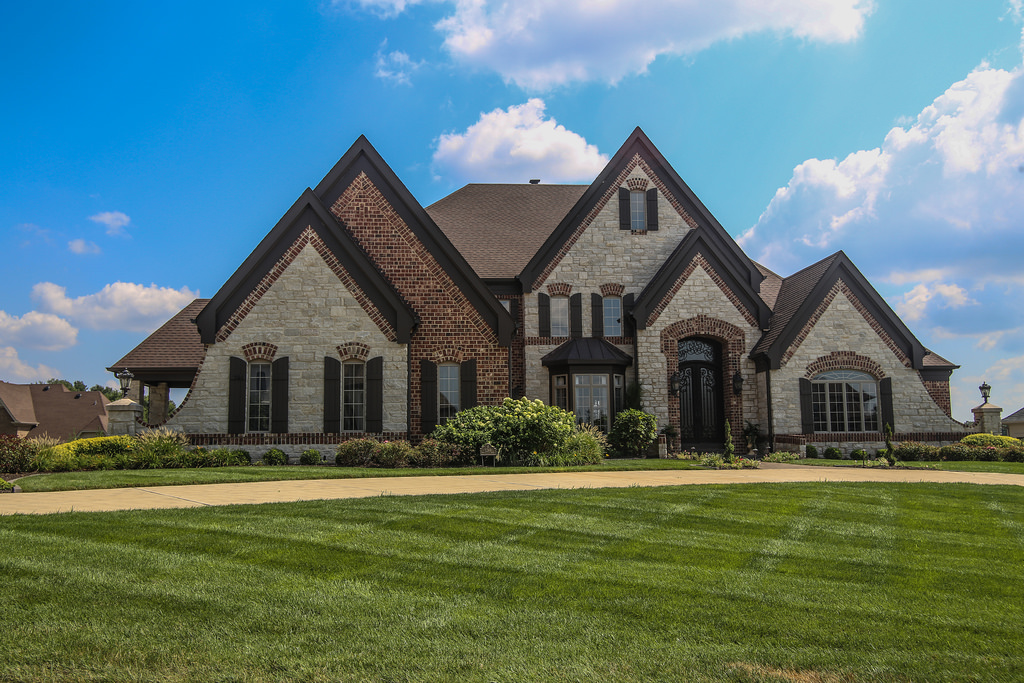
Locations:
2;0;1023;421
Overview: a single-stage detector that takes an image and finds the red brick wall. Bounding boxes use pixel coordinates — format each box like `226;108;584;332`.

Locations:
329;172;509;438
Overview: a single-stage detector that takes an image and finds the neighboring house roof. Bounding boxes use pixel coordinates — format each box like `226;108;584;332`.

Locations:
518;127;765;295
108;298;209;387
0;382;109;440
751;251;929;371
1003;406;1024;424
313;136;515;345
195;187;419;345
427;184;587;280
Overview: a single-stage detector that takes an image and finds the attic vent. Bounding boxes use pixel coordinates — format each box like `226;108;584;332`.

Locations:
75;393;82;399
529;179;540;184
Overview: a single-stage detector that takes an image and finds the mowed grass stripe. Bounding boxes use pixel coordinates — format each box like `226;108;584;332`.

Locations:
3;483;1024;682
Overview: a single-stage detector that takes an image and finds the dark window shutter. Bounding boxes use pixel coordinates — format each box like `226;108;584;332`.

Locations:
646;188;659;230
622;293;635;337
421;359;437;435
592;293;604;337
460;359;477;410
538;293;551;338
366;356;384;433
799;378;814;434
228;356;246;435
619;188;631;230
880;377;895;433
570;293;582;338
271;357;289;434
324;356;341;434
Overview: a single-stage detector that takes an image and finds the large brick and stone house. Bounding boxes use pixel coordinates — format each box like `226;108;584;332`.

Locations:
110;128;966;457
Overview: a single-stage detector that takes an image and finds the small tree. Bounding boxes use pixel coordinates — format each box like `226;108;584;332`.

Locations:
883;423;894;462
723;419;735;463
608;409;658;458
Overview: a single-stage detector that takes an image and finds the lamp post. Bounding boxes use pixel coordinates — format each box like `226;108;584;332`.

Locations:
115;368;134;400
979;381;991;403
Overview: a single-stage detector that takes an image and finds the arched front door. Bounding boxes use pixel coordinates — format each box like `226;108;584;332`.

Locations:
677;338;724;450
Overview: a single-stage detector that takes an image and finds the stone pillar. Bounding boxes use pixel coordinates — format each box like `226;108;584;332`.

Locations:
127;380;143;402
107;399;143;436
972;402;1002;435
149;382;170;423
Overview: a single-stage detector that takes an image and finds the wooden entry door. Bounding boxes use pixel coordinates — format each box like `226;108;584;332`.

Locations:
677;338;724;449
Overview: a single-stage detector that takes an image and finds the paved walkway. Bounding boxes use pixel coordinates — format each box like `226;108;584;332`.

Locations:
2;464;1022;516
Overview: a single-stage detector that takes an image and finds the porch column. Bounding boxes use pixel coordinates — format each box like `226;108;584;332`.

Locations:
149;382;170;423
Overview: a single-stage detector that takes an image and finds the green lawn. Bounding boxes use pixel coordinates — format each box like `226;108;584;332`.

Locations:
796;458;1024;475
13;459;702;493
3;483;1022;682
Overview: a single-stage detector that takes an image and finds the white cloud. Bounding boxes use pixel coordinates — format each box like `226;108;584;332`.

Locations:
375;43;424;85
68;239;102;255
739;59;1024;330
89;211;131;236
339;0;873;90
31;282;199;333
0;346;60;383
433;99;608;183
435;0;874;90
0;310;78;351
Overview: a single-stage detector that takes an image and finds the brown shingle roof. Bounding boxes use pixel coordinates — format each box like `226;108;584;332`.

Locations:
0;382;110;440
426;184;586;279
753;261;783;310
753;253;841;356
922;350;958;368
0;382;36;426
109;299;208;379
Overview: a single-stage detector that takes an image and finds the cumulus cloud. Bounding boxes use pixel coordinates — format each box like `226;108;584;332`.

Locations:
0;311;78;351
0;347;60;383
375;43;424;85
68;239;102;255
31;282;199;333
89;211;131;236
433;99;608;183
739;59;1024;330
338;0;873;89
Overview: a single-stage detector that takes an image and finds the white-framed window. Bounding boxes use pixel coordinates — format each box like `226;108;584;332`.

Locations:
343;361;366;432
574;374;609;427
550;296;569;337
811;370;879;432
603;296;622;337
247;361;271;433
438;363;460;424
553;374;568;410
630;191;646;231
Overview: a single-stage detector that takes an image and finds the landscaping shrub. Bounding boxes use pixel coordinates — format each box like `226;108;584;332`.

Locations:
1001;446;1024;463
700;453;759;469
262;448;287;466
893;441;938;462
851;448;869;461
134;428;191;467
961;433;1022;448
230;449;252;465
762;451;798;463
375;441;413;468
0;434;37;473
335;438;381;467
607;409;658;459
409;439;466;468
805;444;818;459
430;405;497;456
33;436;135;472
489;398;576;463
823;446;841;460
0;478;13;492
299;449;322;466
938;443;977;461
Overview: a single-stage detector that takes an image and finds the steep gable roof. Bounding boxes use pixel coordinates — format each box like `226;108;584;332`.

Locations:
518;127;765;295
313;136;515;345
194;187;418;345
0;382;110;440
427;184;586;280
752;251;928;370
632;227;772;330
0;382;36;428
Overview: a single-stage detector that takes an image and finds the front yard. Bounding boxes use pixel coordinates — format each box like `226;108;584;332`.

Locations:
3;482;1022;682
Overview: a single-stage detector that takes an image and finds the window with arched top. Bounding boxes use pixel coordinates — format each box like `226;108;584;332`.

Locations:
811;370;879;433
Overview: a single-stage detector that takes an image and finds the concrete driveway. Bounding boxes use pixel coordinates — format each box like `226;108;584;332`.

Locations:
2;463;1022;516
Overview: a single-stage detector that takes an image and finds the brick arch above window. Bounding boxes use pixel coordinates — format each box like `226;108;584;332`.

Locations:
546;282;572;297
242;342;278;362
804;351;886;379
600;283;625;297
432;347;464;364
626;177;649;191
337;342;370;362
659;315;747;355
